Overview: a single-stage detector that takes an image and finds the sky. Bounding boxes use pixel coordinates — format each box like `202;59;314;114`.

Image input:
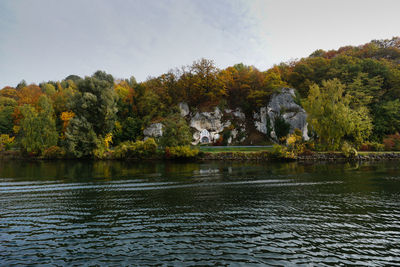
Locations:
0;0;399;87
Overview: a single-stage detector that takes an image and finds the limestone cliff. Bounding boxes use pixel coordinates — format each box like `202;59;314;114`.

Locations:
144;89;309;144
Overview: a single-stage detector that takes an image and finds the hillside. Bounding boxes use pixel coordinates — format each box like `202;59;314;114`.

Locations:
0;37;400;157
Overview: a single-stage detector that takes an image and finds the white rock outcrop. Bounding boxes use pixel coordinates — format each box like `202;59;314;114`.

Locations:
190;107;230;145
254;88;309;140
143;123;163;138
179;102;189;117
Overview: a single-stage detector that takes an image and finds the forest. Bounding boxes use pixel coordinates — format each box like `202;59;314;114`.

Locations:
0;37;400;159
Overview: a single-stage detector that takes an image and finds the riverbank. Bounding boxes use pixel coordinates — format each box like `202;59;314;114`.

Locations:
1;150;400;162
0;150;400;162
199;151;400;162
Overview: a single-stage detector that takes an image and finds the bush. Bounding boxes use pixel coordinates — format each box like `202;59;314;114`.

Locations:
341;142;358;158
165;146;199;159
159;114;192;147
359;141;385;151
113;138;157;159
270;144;295;160
0;134;15;152
383;133;400;151
286;128;305;154
274;115;291;142
42;146;66;159
93;133;113;159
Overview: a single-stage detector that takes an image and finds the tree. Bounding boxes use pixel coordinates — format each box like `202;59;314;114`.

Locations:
273;114;290;142
113;116;142;144
65;116;98;158
159;114;192;147
303;79;372;150
0;97;17;135
19;96;58;154
65;71;118;157
372;99;400;139
178;58;225;107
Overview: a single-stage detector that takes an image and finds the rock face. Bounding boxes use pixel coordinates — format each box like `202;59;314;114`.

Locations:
146;89;308;144
179;102;189;117
190;107;229;145
189;107;247;145
254;88;309;140
143;123;163;138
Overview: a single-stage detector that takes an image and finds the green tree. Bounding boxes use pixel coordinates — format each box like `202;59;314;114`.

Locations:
113;116;142;144
19;96;58;154
66;71;118;157
65;116;98;158
273;114;291;142
0;97;17;135
372;99;400;139
159;114;192;147
303;79;372;150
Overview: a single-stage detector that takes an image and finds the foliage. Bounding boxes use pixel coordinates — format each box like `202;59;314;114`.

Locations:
286;128;305;155
372;99;400;139
0;134;15;151
303;79;372;150
274;114;291;142
359;142;384;151
0;97;16;134
42;146;66;159
113;117;142;144
159;114;192;147
67;71;117;136
165;146;199;159
65;116;98;158
65;71;118;157
270;144;295;160
341;142;358;158
383;133;400;151
19;96;58;154
93;133;113;159
60;111;74;136
113;138;157;159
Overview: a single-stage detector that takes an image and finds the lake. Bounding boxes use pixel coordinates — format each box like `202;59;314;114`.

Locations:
1;160;400;265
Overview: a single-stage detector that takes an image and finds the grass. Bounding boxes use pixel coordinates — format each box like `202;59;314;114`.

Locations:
198;146;273;153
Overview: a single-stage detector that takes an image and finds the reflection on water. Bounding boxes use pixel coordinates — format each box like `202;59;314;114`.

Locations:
1;160;400;265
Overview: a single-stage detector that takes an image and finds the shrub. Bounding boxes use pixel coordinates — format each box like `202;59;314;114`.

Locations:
0;134;15;152
286;128;305;154
165;146;199;159
270;144;295;160
42;146;66;159
159;114;191;147
359;141;385;151
383;133;400;151
274;115;290;142
341;142;358;158
93;133;113;159
113;138;157;159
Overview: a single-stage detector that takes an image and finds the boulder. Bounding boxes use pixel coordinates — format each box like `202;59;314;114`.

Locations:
179;102;189;117
143;123;163;138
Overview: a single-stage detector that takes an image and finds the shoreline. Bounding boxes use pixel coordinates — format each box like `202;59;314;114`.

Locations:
1;150;400;162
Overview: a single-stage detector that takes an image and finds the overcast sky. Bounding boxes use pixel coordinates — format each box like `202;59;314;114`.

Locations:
0;0;399;87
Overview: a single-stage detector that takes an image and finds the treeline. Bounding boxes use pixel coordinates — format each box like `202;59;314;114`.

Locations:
0;37;400;157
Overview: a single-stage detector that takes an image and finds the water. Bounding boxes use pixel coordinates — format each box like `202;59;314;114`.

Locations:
1;160;400;265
